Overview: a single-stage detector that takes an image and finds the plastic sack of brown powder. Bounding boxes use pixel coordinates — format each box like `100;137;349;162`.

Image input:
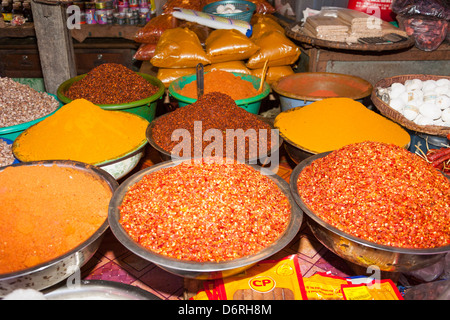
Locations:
134;43;157;61
134;14;178;44
205;29;260;63
150;27;211;68
157;67;196;88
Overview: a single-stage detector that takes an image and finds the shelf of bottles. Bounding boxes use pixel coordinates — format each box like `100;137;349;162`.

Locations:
1;0;156;26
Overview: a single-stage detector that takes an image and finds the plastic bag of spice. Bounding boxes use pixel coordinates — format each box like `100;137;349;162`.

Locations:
205;61;252;74
205;29;260;63
251;14;285;40
134;14;178;44
251;65;294;85
190;255;308;300
391;0;450;20
133;43;157;61
157;67;196;87
246;30;301;69
397;14;448;51
150;27;211;68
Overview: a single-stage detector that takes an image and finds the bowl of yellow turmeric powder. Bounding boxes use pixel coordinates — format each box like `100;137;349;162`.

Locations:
12;99;150;180
274;98;411;164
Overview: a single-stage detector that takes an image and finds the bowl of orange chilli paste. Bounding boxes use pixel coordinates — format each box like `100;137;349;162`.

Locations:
109;157;303;279
0;161;118;296
290;141;450;272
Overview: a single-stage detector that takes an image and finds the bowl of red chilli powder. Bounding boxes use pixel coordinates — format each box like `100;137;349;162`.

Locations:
290;141;450;273
56;63;165;122
108;158;303;280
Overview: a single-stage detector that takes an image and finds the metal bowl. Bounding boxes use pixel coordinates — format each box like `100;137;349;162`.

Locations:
290;152;450;273
109;159;303;280
0;160;118;296
146;113;282;168
94;139;148;180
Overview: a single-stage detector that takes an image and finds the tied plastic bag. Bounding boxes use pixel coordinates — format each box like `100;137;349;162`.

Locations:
397;14;448;51
157;67;197;88
205;61;252;75
150;27;211;68
205;29;260;63
391;0;450;20
251;14;285;40
246;30;301;69
134;43;157;61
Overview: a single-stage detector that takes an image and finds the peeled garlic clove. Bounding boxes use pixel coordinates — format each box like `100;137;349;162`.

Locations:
436;78;450;87
442;108;450;123
436;94;450;110
389;82;406;99
216;5;226;13
405;79;423;91
422;80;437;93
407;90;423;103
419;102;442;120
415;114;434;126
389;97;406;111
403;105;419;121
435;85;450;95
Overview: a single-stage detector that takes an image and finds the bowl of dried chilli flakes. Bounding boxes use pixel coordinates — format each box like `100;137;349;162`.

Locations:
290;141;450;273
108;158;303;280
57;72;165;123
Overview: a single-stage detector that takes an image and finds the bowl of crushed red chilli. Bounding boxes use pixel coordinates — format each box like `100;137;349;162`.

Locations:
290;141;450;272
56;64;165;122
108;158;303;280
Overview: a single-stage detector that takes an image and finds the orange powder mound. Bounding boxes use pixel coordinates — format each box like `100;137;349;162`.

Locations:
0;165;112;275
178;70;258;101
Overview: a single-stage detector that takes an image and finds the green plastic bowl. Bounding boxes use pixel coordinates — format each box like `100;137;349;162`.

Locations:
56;73;165;122
0;93;61;141
168;72;270;114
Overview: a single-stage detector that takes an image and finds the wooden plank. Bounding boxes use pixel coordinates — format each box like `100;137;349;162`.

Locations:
30;0;76;94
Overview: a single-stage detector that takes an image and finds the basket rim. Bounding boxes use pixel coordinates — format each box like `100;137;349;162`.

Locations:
372;74;450;137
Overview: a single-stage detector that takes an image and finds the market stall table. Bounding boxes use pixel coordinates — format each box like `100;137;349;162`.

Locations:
77;144;397;300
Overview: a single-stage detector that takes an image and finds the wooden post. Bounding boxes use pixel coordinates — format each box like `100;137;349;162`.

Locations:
30;0;77;94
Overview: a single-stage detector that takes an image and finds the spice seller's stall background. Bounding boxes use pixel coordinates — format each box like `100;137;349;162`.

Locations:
0;0;450;301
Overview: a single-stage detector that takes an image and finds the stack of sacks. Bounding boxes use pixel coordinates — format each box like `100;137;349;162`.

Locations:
150;13;299;88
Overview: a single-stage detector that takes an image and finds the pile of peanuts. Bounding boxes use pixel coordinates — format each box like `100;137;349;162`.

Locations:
0;77;59;128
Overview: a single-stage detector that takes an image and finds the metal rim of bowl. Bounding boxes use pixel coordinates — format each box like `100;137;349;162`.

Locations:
108;158;303;274
0;160;118;281
56;73;165;108
289;151;450;256
168;72;271;105
146;113;283;164
272;72;373;102
12;111;149;166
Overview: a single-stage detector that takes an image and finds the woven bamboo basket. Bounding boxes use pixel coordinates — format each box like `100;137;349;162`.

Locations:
371;74;450;137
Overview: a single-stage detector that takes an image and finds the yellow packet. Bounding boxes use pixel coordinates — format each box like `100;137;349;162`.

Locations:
303;272;349;300
190;255;307;300
342;279;404;300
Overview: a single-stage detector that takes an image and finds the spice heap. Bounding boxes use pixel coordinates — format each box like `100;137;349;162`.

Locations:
0;77;59;128
0;139;15;167
178;70;258;101
119;159;291;262
297;141;450;249
0;165;112;274
275;98;411;153
151;92;273;160
14;99;149;164
64;63;160;105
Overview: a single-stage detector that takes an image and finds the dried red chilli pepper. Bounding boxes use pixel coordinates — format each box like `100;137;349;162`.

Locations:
64;63;159;104
119;159;291;262
297;141;450;249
